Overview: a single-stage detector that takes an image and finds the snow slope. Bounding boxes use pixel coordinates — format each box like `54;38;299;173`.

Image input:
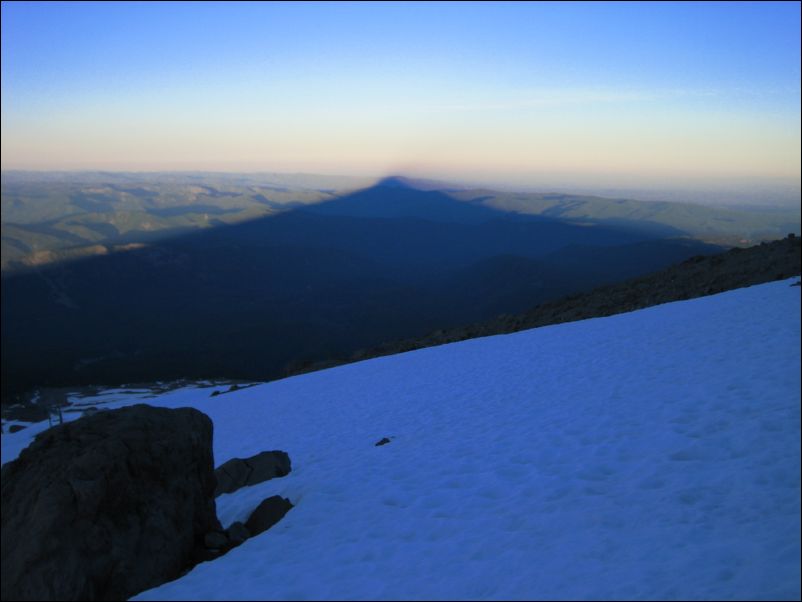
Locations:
3;279;800;600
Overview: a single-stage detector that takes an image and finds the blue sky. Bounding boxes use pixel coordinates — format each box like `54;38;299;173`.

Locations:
1;1;800;186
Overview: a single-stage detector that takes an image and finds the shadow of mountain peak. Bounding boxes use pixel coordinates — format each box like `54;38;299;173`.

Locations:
374;175;467;192
375;175;416;189
1;173;719;398
305;177;506;225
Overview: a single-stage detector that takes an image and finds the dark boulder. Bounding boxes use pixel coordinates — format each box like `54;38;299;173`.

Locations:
214;450;291;497
8;424;27;433
225;521;251;546
203;530;229;551
201;521;253;556
0;404;221;601
245;496;293;537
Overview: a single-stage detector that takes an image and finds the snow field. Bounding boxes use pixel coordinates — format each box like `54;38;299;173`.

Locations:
3;279;800;600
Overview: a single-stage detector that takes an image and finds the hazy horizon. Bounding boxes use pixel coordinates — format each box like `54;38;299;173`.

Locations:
2;2;800;198
3;166;800;208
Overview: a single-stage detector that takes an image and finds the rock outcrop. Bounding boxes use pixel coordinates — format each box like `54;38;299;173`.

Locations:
214;450;291;497
0;404;222;601
245;496;294;537
225;521;251;546
196;497;293;556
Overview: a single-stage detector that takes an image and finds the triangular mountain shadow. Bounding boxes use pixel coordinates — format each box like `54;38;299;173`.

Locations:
303;176;518;224
374;176;417;188
1;176;719;398
191;176;689;272
368;175;469;191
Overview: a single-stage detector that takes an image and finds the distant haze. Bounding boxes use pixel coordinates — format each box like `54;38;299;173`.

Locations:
2;2;800;200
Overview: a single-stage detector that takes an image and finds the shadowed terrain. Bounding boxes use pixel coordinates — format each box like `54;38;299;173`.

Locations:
2;177;727;399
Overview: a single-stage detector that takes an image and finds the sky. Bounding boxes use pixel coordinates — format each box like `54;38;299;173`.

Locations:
1;1;800;190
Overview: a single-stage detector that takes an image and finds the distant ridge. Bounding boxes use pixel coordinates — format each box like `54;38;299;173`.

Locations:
3;171;798;272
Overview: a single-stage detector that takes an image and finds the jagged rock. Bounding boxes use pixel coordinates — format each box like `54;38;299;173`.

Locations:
214;450;291;497
0;404;221;602
375;437;391;446
245;496;293;536
225;521;251;546
8;424;26;433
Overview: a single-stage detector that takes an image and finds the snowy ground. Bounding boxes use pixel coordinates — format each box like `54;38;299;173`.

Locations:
3;279;800;600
